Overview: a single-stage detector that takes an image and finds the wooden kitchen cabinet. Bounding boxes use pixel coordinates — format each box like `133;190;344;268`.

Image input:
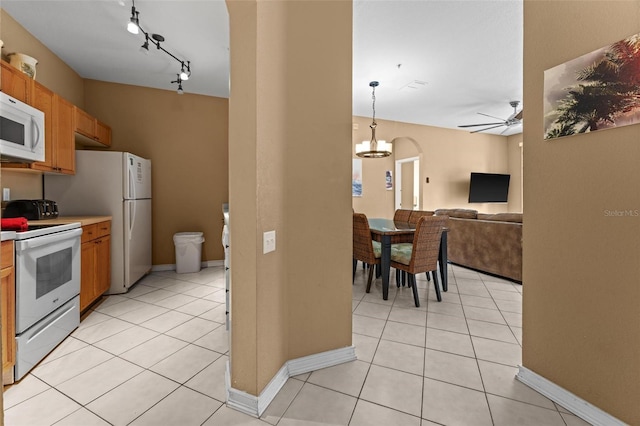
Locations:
0;59;31;103
80;221;111;311
1;241;16;385
2;86;76;174
74;107;111;147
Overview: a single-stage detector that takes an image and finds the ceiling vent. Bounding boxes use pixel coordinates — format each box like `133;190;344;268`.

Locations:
400;80;428;91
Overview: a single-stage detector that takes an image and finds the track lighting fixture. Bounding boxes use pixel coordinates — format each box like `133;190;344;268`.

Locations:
126;0;191;94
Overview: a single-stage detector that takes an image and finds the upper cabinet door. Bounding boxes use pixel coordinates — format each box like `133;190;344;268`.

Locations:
54;96;75;174
31;81;54;171
0;60;31;103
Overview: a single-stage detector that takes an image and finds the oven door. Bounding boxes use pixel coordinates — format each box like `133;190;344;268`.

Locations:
15;228;82;334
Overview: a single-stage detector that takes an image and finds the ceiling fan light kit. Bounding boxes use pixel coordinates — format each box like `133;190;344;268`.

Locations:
126;0;191;94
458;100;523;134
356;81;392;158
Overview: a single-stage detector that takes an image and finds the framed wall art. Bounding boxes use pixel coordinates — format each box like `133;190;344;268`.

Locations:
544;32;640;139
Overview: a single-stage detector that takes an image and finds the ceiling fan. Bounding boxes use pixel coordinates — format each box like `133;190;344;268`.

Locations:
459;101;523;134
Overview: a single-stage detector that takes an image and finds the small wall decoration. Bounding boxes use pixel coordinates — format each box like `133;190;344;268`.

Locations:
544;32;640;139
385;170;393;190
352;159;362;197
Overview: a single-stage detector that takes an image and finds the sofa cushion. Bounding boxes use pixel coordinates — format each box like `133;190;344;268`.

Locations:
434;208;477;219
482;213;523;223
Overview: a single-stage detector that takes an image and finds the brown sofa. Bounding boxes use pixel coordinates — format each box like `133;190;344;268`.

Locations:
434;209;522;282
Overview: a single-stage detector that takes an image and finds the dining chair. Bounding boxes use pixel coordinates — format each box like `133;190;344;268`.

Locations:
391;215;447;307
393;209;413;222
353;213;381;292
408;210;434;225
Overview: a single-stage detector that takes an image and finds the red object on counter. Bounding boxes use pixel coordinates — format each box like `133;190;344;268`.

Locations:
1;217;29;231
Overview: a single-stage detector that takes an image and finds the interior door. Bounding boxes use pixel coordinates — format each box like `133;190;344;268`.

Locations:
123;199;152;288
401;162;414;209
395;157;421;211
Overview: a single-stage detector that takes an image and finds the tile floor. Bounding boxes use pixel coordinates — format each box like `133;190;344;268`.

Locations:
3;264;592;425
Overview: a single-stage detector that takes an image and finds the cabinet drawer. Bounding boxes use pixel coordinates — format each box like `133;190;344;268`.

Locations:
1;241;14;269
95;221;111;238
81;224;98;243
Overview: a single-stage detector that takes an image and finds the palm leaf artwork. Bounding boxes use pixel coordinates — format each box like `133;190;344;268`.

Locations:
544;33;640;139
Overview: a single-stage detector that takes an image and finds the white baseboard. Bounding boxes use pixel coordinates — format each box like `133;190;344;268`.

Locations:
151;260;223;272
227;345;356;417
516;366;626;426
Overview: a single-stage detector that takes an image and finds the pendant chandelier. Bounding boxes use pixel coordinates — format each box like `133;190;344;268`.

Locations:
355;81;392;158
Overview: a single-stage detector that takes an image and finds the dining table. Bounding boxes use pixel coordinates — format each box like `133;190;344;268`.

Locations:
368;218;448;300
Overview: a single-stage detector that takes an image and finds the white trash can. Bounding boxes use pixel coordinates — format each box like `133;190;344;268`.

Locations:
174;232;205;273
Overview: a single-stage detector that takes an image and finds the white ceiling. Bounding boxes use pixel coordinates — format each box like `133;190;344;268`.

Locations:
1;0;523;136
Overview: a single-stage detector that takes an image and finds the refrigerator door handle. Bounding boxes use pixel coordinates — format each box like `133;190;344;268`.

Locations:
129;200;136;240
128;164;136;200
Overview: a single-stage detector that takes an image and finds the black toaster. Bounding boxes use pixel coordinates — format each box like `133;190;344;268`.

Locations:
3;199;59;220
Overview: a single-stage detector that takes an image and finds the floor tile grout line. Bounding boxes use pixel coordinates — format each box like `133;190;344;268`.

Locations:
8;266;548;426
479;275;523;349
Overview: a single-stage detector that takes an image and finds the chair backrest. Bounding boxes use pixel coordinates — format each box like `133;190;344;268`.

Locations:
353;213;377;264
408;215;448;273
408;210;434;225
393;209;412;222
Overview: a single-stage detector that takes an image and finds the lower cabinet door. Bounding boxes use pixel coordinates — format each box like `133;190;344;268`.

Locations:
1;265;16;385
80;241;95;312
95;236;111;296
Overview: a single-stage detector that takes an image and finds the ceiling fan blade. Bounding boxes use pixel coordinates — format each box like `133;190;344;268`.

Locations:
458;122;505;128
470;124;505;133
514;110;523;120
477;112;507;121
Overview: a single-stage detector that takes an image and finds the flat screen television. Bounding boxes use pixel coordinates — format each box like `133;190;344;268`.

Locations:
468;172;510;203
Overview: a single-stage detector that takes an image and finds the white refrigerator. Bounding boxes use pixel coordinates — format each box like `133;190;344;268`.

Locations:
45;151;152;294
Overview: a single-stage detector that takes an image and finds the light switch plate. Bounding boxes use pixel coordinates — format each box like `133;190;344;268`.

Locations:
263;230;276;254
2;188;10;201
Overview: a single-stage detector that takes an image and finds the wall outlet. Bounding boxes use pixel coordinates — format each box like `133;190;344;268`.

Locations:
2;188;10;201
263;230;276;254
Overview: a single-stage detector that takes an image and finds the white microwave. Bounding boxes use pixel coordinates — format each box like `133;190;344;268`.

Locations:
0;92;45;163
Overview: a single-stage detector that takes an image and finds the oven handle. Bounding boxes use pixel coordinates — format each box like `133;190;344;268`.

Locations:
21;228;82;250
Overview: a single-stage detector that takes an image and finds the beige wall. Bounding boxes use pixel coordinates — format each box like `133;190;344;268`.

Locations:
1;9;84;106
1;11;229;266
523;1;640;424
352;116;519;218
1;8;85;201
84;80;229;265
227;0;352;396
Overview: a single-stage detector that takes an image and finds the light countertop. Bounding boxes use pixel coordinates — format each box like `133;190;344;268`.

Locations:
28;216;112;227
1;231;16;242
1;216;111;241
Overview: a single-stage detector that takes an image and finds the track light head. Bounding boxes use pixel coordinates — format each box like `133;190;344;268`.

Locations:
179;61;190;81
127;7;139;34
172;74;184;95
140;34;150;54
